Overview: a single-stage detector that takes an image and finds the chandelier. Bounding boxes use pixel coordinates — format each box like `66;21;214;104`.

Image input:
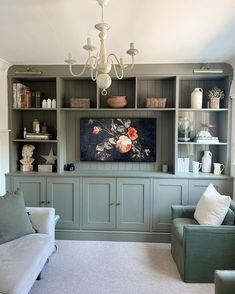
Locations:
64;0;139;96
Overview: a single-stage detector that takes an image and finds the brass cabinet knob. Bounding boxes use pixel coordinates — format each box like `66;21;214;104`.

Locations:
116;203;120;206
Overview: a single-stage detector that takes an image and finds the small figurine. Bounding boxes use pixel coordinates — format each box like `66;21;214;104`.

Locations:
20;144;35;172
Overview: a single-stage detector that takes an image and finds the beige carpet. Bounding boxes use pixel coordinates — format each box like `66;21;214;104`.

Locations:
30;240;214;294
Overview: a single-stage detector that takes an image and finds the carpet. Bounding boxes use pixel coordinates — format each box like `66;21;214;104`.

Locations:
30;240;214;294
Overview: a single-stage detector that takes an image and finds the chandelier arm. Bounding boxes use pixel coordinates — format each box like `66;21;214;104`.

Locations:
123;55;135;72
68;59;90;77
107;54;124;79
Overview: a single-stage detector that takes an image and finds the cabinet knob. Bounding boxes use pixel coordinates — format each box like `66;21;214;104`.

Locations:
116;203;120;206
110;203;114;206
47;201;51;204
41;201;45;204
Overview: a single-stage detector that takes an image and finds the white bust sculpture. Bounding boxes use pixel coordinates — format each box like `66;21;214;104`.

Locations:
20;144;35;171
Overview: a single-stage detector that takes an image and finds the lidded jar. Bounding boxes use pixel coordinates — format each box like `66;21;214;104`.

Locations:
178;116;190;142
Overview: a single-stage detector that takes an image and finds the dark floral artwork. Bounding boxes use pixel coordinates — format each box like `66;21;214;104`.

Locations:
80;118;156;162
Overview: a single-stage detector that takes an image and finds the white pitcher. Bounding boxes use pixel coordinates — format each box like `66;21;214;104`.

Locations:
191;88;203;109
192;161;202;174
213;163;225;175
201;150;212;173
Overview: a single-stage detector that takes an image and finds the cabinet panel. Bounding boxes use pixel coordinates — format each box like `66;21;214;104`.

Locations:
47;177;79;229
117;178;150;231
82;177;116;230
13;176;46;207
152;179;188;232
188;179;233;205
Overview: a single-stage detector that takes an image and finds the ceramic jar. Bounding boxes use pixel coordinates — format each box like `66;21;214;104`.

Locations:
201;150;212;173
191;88;203;109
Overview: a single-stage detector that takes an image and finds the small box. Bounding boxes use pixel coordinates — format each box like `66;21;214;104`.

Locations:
70;98;90;108
145;98;167;108
38;164;53;172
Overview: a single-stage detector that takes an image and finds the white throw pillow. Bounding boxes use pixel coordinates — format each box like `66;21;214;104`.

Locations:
194;184;231;225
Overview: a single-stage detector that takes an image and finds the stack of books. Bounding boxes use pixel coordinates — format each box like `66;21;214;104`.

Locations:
177;158;190;172
194;136;219;144
12;83;41;108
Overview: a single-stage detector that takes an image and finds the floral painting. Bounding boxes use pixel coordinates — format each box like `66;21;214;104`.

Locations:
80;118;156;162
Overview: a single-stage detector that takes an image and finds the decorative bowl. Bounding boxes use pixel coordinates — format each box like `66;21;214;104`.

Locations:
107;96;127;108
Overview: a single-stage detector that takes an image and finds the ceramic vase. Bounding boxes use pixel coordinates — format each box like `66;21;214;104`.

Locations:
191;88;203;109
201;150;212;173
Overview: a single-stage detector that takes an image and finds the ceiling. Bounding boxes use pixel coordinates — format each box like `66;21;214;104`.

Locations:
1;0;235;65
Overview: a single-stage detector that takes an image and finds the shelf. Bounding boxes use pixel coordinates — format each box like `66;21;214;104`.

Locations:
12;108;56;111
179;108;228;112
61;107;176;111
13;139;57;143
177;142;227;145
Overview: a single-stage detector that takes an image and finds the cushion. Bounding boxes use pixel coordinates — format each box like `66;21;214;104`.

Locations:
0;189;35;244
194;184;231;225
222;208;235;225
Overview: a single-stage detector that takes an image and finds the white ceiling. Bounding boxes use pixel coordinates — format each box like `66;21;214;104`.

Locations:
1;0;235;65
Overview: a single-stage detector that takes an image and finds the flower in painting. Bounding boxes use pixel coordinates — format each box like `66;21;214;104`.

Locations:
92;126;101;135
116;135;132;153
127;127;138;141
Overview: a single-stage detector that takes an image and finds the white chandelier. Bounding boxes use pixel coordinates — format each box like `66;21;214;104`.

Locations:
64;0;139;96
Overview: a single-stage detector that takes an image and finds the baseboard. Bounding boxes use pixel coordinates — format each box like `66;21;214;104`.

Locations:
55;229;171;243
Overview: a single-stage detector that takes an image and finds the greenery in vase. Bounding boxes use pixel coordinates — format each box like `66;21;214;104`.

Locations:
208;87;225;100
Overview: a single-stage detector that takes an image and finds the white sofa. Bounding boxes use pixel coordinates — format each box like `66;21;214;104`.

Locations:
0;207;55;294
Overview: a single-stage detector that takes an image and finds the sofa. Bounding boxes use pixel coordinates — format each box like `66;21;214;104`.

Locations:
171;200;235;283
215;270;235;294
0;206;55;294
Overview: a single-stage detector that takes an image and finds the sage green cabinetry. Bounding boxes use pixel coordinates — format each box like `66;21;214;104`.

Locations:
152;179;188;232
47;177;79;229
82;177;150;231
82;177;116;230
188;179;233;205
12;176;46;207
116;178;150;231
7;175;79;230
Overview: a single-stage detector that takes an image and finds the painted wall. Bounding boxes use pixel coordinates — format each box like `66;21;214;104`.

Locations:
0;60;11;195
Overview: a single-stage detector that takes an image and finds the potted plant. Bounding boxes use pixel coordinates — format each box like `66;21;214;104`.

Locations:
208;87;225;108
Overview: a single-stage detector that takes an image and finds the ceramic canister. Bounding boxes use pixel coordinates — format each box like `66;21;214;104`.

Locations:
191;88;203;109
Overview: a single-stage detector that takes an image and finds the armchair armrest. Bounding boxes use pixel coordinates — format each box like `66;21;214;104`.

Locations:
171;205;196;220
215;270;235;294
26;207;55;240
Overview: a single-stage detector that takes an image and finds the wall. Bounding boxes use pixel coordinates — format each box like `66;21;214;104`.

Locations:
0;59;11;195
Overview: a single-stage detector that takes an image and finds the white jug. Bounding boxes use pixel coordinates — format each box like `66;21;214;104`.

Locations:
201;150;212;173
192;161;202;174
213;163;225;175
191;88;203;109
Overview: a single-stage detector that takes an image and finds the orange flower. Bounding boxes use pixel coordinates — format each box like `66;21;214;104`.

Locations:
116;135;132;153
127;127;138;140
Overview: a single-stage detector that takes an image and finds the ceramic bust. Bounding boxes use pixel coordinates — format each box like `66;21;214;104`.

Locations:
20;144;35;171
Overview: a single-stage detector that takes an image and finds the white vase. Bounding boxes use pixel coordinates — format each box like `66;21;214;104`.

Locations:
201;150;212;173
191;88;203;109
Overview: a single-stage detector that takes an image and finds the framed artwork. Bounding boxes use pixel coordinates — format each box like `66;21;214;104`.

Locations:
80;118;156;162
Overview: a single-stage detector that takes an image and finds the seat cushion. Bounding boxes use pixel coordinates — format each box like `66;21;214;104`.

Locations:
0;189;35;245
0;233;52;294
172;218;198;244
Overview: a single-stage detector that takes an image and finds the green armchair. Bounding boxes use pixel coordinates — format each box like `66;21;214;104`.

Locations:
215;270;235;294
171;201;235;283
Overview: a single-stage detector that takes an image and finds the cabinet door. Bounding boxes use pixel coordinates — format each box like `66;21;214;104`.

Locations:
188;179;232;205
13;176;46;207
152;179;188;232
47;177;79;229
116;178;150;231
82;177;115;230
